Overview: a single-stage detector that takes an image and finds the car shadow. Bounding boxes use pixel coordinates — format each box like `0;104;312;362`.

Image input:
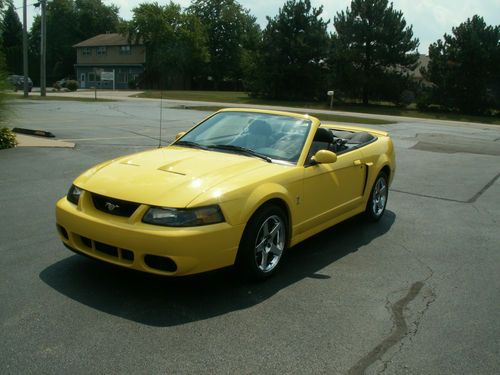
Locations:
40;211;395;327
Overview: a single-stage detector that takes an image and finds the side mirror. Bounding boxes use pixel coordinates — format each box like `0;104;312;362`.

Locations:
175;131;186;141
312;150;337;164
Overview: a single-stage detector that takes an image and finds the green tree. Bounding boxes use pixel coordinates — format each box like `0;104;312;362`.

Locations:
188;0;260;89
1;0;23;74
29;0;120;84
422;15;500;114
74;0;120;41
124;1;209;89
330;0;419;104
248;0;329;100
0;0;12;135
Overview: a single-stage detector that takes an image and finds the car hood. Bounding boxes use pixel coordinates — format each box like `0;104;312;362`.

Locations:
75;146;273;207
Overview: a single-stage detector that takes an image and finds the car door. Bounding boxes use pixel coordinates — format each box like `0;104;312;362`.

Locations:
298;149;366;233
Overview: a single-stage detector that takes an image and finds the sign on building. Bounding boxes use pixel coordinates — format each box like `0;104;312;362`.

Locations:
100;71;114;81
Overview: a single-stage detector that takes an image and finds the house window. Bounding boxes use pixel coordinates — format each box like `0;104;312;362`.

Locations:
120;45;131;55
117;72;128;83
96;46;107;56
82;47;91;56
89;70;102;81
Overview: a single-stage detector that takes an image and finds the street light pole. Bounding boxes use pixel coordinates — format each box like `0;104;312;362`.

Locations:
40;0;47;96
23;0;29;97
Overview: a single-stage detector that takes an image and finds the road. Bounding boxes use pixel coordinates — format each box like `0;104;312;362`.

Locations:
1;99;499;374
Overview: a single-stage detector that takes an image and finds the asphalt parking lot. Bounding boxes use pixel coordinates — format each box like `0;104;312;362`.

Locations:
1;99;499;374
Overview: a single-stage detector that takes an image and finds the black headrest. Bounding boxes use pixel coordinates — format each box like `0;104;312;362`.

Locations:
313;128;333;143
248;120;271;135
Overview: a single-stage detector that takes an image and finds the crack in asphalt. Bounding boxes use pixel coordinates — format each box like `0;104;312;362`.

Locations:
391;171;500;204
378;286;437;375
376;245;436;374
348;245;436;375
466;172;500;203
347;282;430;375
390;189;464;203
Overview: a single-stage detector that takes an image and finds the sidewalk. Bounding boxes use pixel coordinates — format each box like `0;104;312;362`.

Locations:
15;133;75;148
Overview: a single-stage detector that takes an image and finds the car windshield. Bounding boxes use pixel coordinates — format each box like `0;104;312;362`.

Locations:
175;112;311;164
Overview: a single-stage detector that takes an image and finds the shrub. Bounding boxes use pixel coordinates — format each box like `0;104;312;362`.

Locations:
128;78;138;89
53;82;61;91
66;80;78;91
398;90;415;107
416;92;432;111
0;127;17;149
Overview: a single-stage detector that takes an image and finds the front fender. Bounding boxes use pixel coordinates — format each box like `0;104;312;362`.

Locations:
220;183;294;226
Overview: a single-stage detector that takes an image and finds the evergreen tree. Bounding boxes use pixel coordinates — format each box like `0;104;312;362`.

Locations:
331;0;419;104
1;0;23;74
1;0;10;124
423;15;500;114
248;0;329;100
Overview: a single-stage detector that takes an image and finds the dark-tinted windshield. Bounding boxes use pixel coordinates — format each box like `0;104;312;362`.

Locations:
175;112;311;164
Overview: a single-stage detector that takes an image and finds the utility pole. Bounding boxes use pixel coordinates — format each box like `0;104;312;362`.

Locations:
40;0;47;96
23;0;29;97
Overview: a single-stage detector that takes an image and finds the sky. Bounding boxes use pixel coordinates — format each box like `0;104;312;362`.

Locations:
15;0;500;53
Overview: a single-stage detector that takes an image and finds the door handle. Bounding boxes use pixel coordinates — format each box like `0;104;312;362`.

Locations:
353;160;362;166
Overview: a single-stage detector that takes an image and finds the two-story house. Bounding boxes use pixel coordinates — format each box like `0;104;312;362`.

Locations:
73;33;145;89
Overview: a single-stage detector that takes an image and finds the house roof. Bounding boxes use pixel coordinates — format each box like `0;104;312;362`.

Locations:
412;54;430;79
73;33;138;47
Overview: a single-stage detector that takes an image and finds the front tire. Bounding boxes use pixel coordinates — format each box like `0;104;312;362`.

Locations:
236;205;287;280
366;172;388;221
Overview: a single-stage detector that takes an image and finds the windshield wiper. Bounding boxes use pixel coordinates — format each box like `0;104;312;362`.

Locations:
208;144;272;163
175;140;209;150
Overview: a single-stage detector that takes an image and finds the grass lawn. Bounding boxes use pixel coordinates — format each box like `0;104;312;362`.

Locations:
136;90;500;125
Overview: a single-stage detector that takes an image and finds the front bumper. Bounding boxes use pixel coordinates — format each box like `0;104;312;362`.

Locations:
55;194;245;276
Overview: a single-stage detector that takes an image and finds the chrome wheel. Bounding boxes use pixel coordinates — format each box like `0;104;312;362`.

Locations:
372;176;388;217
254;215;285;273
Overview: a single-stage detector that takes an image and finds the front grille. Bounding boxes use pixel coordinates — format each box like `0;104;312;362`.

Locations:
91;193;140;217
78;235;134;263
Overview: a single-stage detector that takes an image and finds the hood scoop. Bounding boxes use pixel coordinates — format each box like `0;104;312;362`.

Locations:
159;169;186;176
158;165;187;176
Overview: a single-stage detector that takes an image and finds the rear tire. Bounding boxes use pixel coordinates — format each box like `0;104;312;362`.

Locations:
236;205;287;280
365;172;388;221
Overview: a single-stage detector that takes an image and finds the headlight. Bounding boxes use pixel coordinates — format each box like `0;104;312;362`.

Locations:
142;205;225;227
67;184;82;205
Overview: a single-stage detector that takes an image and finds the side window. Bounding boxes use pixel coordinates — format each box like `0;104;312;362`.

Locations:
96;47;107;56
120;45;131;55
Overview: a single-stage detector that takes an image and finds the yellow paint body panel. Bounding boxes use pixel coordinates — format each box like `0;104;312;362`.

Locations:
56;108;396;276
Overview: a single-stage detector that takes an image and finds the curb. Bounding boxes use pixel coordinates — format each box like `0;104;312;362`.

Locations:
13;128;55;138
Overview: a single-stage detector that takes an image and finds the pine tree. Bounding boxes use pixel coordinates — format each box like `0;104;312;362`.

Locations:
423;15;500;114
331;0;419;104
1;0;23;74
249;0;329;100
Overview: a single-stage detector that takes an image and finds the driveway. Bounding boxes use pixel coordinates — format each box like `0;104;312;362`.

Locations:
1;98;499;374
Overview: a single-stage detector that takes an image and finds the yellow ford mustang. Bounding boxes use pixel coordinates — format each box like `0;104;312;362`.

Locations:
56;108;395;279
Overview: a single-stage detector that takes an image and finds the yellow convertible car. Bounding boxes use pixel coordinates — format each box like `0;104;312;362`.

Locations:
56;108;395;279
